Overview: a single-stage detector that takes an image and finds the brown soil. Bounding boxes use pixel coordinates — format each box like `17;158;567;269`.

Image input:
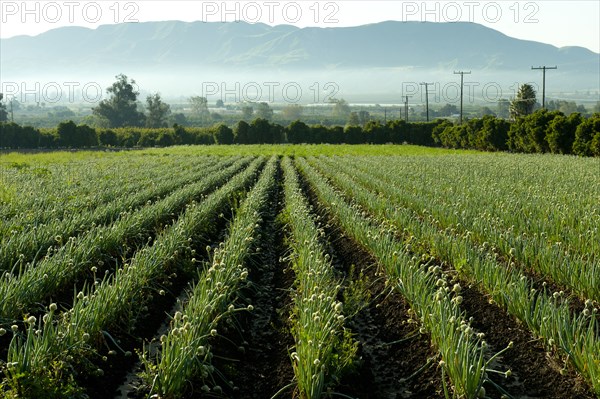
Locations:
299;161;596;399
459;283;595;399
81;207;235;399
300;168;445;399
209;165;296;398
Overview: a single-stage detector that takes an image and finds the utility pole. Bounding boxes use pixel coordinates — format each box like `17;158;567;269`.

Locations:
531;66;557;108
404;96;411;122
420;82;433;121
454;71;471;124
9;96;14;123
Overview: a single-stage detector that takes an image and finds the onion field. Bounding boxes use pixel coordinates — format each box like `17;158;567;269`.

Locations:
0;145;598;399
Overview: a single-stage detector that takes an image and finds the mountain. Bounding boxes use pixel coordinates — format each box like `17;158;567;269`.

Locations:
1;20;598;99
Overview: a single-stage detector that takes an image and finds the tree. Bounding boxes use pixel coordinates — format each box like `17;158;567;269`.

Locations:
255;102;273;120
98;129;118;146
287;120;310;143
250;118;273;143
282;104;303;120
241;106;254;121
497;99;510;119
438;103;458;117
330;98;351;120
594;101;600;114
508;109;560;153
56;120;79;147
476;115;509;151
189;96;210;123
171;113;187;126
57;120;98;148
347;112;360;126
145;93;171;128
216;99;225;108
357;110;370;125
546;112;581;154
0;94;8;122
234;120;251;144
92;74;144;127
510;84;537;119
573;114;600;156
212;123;234;144
480;106;496;117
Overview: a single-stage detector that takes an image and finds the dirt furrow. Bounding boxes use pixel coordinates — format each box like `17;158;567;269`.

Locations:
300;167;445;398
210;163;296;398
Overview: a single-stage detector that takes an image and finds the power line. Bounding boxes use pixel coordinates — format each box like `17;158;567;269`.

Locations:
420;83;433;122
531;66;557;109
454;70;471;124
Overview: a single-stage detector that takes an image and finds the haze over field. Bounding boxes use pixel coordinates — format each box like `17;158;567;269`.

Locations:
1;20;598;104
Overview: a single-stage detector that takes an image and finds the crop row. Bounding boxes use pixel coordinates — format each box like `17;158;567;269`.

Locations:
0;158;264;397
0;157;252;321
340;155;600;302
281;157;355;398
306;156;600;396
0;155;208;226
0;156;237;272
141;156;278;398
295;158;501;398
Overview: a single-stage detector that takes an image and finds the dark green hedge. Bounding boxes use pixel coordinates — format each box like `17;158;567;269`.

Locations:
1;112;598;156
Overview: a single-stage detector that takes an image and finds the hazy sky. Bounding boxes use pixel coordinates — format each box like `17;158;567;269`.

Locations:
1;0;599;53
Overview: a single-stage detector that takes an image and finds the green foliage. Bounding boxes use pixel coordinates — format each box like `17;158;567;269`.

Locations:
508;109;562;153
346;112;360;127
573;113;600;156
189;96;210;122
234;120;251;144
92;74;145;128
57;120;98;148
145;93;171;128
0;123;42;148
0;111;597;157
342;264;371;318
475;115;509;151
98;129;118;146
0;93;8;122
212;123;234;144
546;99;588;116
438;103;458;117
255;102;274;120
282;158;357;397
546;113;582;154
510;84;537;119
282;104;303;120
241;105;254;121
287;120;311;144
330;98;351;120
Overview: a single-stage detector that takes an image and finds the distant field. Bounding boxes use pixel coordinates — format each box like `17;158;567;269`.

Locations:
0;146;598;399
0;144;480;163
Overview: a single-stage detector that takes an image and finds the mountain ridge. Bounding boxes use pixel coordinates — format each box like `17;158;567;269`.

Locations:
2;20;598;71
1;20;598;98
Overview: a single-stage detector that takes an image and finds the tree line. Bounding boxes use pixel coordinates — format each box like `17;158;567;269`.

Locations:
432;83;600;156
0;76;598;156
0;118;440;149
1;111;598;156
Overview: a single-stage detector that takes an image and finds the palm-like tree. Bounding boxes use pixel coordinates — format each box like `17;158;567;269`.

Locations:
509;84;537;119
